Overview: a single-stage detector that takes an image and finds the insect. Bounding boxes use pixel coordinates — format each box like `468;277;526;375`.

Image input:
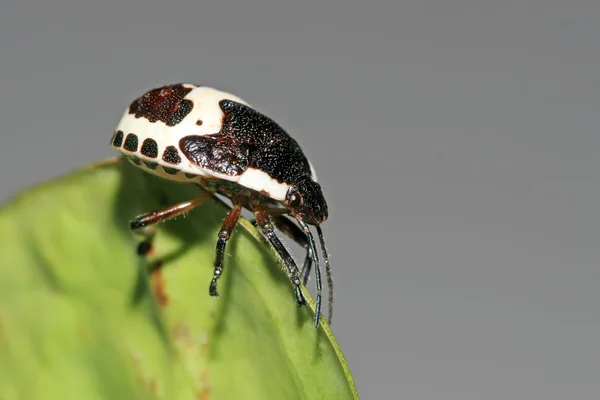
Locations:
110;83;333;327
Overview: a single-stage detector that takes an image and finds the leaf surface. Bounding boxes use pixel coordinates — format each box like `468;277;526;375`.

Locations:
0;158;358;400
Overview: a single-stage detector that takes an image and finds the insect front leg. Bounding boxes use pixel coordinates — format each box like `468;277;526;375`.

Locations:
252;214;314;285
254;209;309;309
209;202;243;297
254;212;331;326
269;215;313;286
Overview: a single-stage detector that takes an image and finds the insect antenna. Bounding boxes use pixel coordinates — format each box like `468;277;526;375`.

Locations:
297;219;323;328
316;225;333;325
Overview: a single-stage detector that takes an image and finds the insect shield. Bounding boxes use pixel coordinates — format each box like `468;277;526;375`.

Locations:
111;83;333;327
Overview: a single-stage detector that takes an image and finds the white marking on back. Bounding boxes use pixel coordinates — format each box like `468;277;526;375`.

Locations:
309;161;318;182
238;168;290;200
112;85;249;180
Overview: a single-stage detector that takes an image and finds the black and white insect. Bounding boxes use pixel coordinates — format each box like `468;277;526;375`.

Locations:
110;83;333;327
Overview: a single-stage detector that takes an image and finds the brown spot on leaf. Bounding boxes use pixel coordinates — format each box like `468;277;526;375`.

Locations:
151;268;169;307
197;370;211;400
77;323;91;341
172;322;195;349
149;379;158;394
197;386;211;400
130;352;161;395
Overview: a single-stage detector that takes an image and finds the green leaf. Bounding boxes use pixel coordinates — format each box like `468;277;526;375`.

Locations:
0;158;358;400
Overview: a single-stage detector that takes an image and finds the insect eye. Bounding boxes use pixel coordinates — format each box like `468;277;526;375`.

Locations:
289;191;302;207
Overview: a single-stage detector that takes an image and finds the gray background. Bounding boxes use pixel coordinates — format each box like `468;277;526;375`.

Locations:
1;1;599;398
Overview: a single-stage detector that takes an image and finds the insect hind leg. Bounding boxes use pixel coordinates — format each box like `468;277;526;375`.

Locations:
129;192;211;264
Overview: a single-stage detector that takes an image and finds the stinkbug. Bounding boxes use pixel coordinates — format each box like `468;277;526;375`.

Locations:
110;83;332;326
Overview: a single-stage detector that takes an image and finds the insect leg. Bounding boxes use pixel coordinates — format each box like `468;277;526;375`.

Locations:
209;202;242;297
254;209;309;310
257;215;314;286
295;218;323;328
130;192;211;257
269;216;332;326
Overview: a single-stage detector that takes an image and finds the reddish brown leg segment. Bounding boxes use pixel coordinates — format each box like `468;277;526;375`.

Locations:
130;192;211;256
130;193;211;231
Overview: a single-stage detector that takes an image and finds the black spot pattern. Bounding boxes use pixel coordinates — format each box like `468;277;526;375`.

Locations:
185;173;197;179
124;134;139;152
167;99;194;126
162;146;181;164
143;161;158;170
128;84;194;125
112;130;124;147
141;138;158;158
162;166;179;175
128;156;141;166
